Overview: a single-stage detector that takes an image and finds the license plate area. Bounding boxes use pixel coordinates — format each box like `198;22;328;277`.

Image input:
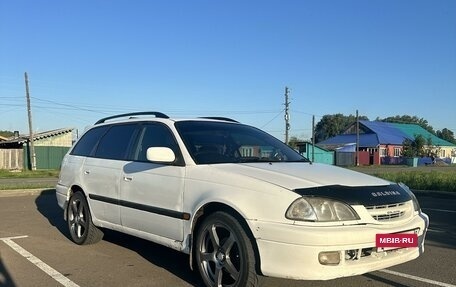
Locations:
376;228;420;252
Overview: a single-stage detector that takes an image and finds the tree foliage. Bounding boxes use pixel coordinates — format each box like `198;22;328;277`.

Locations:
315;114;369;143
436;128;456;144
287;136;301;149
402;135;426;157
0;130;14;138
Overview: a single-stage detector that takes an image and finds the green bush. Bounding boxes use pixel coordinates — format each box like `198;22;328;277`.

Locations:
373;171;456;192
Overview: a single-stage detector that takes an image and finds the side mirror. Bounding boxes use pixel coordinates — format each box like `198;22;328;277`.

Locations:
146;147;176;163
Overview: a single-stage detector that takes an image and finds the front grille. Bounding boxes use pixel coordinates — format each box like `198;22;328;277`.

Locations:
366;202;410;222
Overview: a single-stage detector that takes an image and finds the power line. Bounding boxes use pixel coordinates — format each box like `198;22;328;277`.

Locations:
260;109;285;129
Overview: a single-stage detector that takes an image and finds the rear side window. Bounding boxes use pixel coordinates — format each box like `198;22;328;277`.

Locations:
71;126;109;156
95;124;138;160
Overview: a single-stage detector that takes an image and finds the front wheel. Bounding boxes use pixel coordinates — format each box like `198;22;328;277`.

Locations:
67;192;103;245
195;212;260;287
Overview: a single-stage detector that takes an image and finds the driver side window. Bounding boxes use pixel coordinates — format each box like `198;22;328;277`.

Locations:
133;123;180;163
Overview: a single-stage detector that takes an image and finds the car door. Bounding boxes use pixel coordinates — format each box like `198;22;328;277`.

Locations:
82;123;138;227
120;122;185;241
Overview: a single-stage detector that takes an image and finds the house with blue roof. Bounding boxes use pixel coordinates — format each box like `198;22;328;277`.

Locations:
317;121;456;165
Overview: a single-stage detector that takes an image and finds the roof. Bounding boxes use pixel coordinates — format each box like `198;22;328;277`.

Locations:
318;133;380;148
0;128;74;145
318;121;455;148
295;141;333;153
359;120;409;145
391;123;455;146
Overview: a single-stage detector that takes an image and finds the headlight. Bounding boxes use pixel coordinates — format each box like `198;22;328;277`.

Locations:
399;182;421;212
286;197;359;222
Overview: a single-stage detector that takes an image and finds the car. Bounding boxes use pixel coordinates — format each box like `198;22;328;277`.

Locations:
56;111;429;287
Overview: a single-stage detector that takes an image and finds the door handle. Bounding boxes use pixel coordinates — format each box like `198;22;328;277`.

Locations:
123;176;132;182
84;170;90;175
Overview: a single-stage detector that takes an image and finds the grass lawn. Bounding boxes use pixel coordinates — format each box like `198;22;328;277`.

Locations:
0;169;60;178
349;165;456;192
0;169;59;190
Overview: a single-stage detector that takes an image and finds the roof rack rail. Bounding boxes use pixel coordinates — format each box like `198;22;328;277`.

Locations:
199;117;239;123
95;112;169;124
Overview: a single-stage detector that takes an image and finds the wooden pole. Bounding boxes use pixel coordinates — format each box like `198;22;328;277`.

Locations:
25;72;36;170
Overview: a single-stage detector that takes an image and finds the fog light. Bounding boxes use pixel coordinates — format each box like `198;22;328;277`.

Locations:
319;251;340;265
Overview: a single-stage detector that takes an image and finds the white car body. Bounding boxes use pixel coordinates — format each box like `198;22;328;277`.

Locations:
56;112;429;285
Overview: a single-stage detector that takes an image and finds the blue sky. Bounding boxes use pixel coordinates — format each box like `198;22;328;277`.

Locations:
1;0;455;140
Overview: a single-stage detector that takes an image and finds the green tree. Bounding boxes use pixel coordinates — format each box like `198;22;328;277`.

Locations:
402;135;426;157
315;113;369;143
288;136;303;149
0;130;14;138
436;128;456;144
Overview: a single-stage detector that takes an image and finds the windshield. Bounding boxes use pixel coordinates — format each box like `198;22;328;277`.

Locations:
175;121;309;164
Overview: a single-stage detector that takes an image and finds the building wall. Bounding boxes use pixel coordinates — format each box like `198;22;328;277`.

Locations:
434;146;456;158
298;143;335;165
379;145;403;165
34;133;73;147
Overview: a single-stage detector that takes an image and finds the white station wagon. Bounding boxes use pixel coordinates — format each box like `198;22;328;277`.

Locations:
56;112;429;287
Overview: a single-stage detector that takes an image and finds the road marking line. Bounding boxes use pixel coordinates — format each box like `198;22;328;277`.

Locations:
380;269;456;287
1;237;80;287
0;235;29;240
422;208;456;213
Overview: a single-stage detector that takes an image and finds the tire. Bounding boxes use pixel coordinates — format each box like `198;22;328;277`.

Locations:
67;192;103;245
195;212;260;287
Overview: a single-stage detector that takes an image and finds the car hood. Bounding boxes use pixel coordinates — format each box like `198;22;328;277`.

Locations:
212;162;390;190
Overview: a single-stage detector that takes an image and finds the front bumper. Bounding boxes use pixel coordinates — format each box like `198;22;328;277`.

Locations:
249;213;429;280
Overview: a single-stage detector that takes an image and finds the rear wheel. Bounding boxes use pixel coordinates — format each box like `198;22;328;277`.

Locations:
67;192;103;245
195;212;260;287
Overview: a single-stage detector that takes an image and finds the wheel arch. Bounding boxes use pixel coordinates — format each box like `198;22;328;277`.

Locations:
63;184;85;221
189;202;263;276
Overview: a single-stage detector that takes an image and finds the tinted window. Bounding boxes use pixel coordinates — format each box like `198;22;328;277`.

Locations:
95;124;138;160
133;123;181;162
71;126;109;156
175;121;308;164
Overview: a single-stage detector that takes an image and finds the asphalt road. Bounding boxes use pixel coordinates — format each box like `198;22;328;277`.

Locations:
0;190;455;287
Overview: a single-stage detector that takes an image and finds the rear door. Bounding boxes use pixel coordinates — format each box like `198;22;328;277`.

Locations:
82;124;138;227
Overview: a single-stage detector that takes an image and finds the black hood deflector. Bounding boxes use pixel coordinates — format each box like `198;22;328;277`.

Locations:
293;184;412;206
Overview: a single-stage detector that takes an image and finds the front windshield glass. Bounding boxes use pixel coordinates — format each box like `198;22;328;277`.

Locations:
175;120;309;164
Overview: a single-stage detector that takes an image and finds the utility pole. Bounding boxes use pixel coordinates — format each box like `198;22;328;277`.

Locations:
312;115;315;162
356;109;360;166
284;87;290;145
25;72;36;170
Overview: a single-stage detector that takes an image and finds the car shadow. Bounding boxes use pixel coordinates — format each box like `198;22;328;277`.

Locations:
34;190;203;286
362;273;410;287
0;257;16;287
102;230;203;286
34;189;71;240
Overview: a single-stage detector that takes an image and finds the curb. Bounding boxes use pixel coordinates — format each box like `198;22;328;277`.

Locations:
0;188;56;197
